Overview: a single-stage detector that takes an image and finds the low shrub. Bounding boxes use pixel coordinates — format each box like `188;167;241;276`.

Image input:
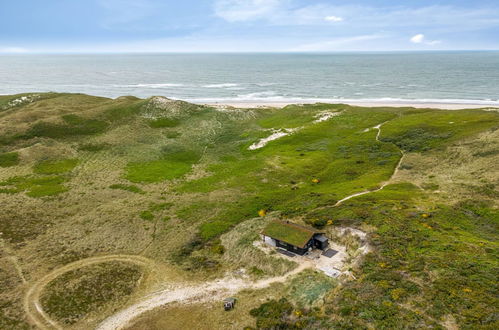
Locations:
0;152;19;167
34;158;78;174
148;118;179;128
139;210;154;221
40;262;142;325
27;115;109;139
78;143;108;152
109;183;145;194
125;150;200;183
381;127;452;152
0;175;68;198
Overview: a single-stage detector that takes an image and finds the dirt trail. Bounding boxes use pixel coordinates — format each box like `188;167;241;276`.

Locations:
23;254;154;330
1;238;27;284
97;261;313;330
24;120;403;330
333;121;404;207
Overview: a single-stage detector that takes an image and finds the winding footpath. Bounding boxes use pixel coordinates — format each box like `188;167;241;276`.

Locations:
24;255;154;330
24;119;403;330
1;238;27;284
97;262;312;330
334;121;404;206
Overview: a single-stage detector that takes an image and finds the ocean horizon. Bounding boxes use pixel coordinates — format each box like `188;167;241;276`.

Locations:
2;52;499;105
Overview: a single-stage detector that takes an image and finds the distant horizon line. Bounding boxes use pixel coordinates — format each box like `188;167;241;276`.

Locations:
1;49;499;55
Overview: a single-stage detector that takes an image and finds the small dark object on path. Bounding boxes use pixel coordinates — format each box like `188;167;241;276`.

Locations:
224;297;236;311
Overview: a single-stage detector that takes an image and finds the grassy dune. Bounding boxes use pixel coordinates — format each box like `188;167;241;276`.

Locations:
0;93;497;329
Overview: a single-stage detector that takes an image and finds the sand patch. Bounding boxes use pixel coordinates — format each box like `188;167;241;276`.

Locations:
248;128;297;150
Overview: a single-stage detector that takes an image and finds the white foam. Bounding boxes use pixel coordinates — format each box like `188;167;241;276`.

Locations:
202;83;240;88
120;83;185;88
189;96;499;106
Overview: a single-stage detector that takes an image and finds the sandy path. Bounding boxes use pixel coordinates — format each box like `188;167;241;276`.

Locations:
333;121;404;207
24;119;403;330
24;253;311;330
23;254;154;330
97;118;404;330
97;261;312;330
1;239;27;284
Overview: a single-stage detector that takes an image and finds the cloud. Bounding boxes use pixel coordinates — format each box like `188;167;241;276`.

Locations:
214;0;284;22
292;34;384;51
427;40;442;46
410;34;441;46
0;47;29;53
410;34;425;43
214;1;499;33
324;16;343;22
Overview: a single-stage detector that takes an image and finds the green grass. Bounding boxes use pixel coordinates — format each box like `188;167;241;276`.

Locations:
148;118;179;128
249;297;329;329
0;158;79;197
148;202;173;212
126;160;192;183
0;152;20;167
139;202;174;221
109;183;145;194
258;103;344;129
78;143;108;152
176;201;217;222
323;184;498;328
186;107;401;240
287;270;336;306
40;262;142;325
0;175;68;197
1;93;498;329
139;210;154;221
125;150;200;183
101;99;146;122
34;158;78;174
262;220;317;247
380;110;499;152
27;115;109;139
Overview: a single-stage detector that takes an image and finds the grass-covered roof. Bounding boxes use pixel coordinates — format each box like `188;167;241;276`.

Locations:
262;220;320;248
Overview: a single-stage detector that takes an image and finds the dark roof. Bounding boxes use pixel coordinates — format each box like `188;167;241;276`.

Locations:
315;234;328;242
261;220;322;248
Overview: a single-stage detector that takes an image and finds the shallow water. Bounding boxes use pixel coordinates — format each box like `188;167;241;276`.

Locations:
1;52;498;105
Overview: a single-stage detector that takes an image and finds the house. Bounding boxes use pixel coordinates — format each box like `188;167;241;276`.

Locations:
261;220;329;255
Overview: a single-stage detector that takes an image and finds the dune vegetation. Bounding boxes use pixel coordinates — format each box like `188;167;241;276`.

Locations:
0;92;497;329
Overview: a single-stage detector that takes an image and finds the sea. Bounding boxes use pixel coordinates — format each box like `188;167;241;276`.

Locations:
1;52;499;105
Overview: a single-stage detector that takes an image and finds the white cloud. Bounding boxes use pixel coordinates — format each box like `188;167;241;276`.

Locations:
214;0;284;22
292;34;384;51
410;34;441;46
410;34;425;43
324;16;343;22
214;1;499;33
0;47;29;53
427;40;442;45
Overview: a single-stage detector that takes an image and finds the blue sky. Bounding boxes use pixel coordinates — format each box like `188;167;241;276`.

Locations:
1;0;498;53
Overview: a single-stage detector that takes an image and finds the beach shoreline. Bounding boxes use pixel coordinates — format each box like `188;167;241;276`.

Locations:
198;101;499;110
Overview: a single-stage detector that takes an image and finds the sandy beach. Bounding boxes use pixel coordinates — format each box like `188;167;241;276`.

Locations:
201;101;499;110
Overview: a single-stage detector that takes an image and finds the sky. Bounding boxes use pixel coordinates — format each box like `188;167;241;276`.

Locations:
1;0;498;53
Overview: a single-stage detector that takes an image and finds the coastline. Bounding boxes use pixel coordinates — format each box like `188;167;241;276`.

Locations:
198;101;499;110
